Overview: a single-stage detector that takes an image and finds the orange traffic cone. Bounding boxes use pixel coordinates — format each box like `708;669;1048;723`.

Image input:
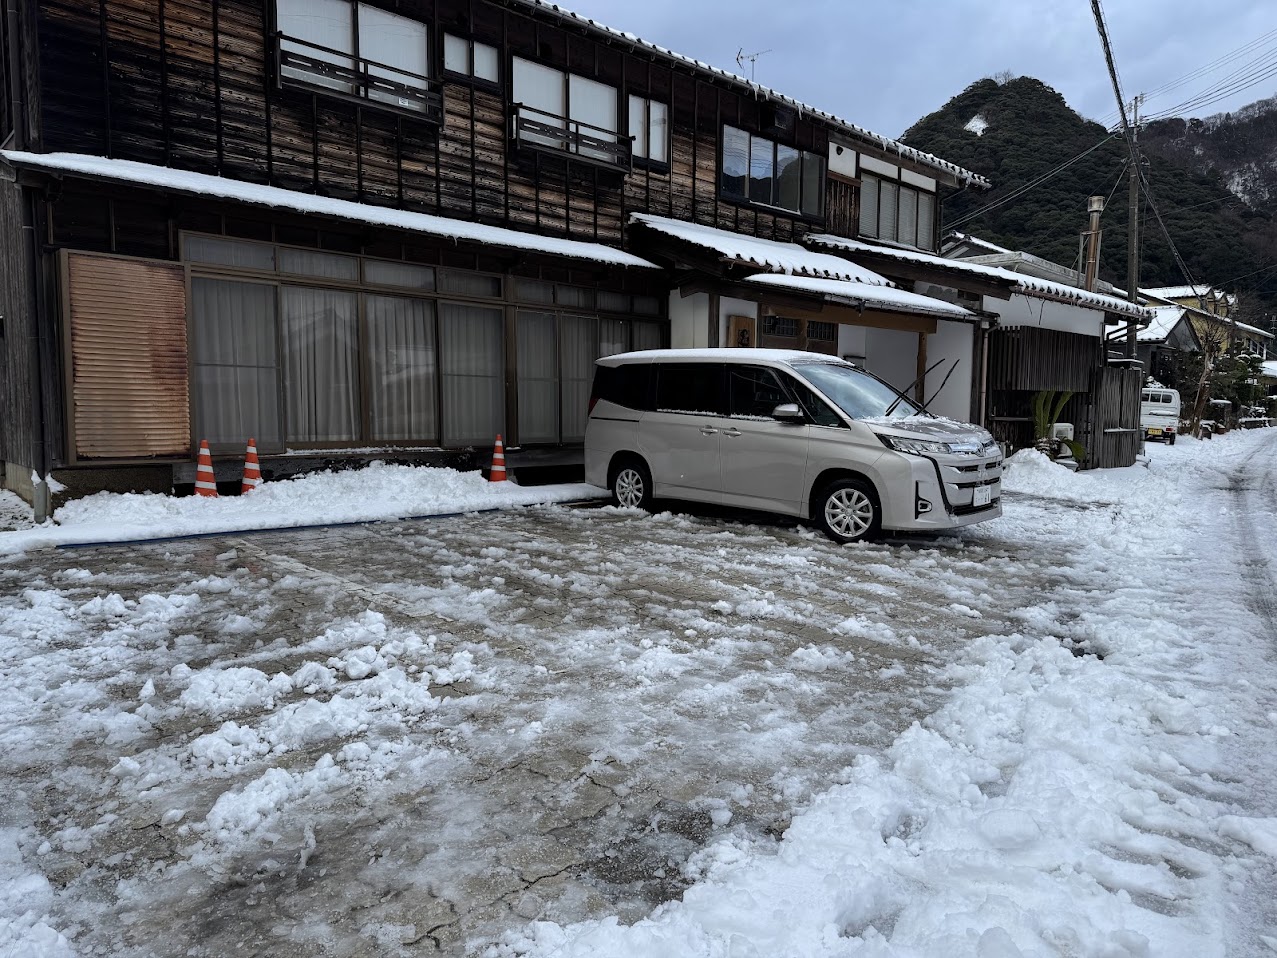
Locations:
489;434;508;483
241;438;262;494
195;440;218;497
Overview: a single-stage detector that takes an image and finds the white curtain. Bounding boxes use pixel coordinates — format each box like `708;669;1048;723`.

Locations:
359;3;428;98
569;74;617;161
649;100;668;163
367;294;437;442
899;188;919;248
278;247;358;281
513;58;566;147
599;319;628;357
517;312;558;443
559;315;596;442
191;278;282;453
632;322;663;351
860;176;879;237
282;286;360;443
439;303;504;446
278;0;354;92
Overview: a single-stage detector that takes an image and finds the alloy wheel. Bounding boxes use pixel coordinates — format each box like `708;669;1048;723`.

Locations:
824;487;875;540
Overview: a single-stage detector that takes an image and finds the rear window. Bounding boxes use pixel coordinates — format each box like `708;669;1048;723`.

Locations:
655;363;727;416
591;363;654;411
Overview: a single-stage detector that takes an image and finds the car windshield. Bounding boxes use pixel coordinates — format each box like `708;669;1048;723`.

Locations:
790;362;921;420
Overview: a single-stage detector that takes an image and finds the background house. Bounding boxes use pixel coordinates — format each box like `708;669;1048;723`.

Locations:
941;232;1153;468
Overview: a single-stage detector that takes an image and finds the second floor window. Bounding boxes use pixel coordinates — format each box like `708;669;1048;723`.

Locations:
628;96;669;165
512;57;627;167
721;126;825;218
277;0;433;114
444;34;499;84
859;174;937;250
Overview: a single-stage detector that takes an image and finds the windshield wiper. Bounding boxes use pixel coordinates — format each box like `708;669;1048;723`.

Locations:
885;358;945;416
917;359;961;415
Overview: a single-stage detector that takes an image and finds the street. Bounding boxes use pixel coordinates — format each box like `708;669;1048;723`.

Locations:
4;432;1277;956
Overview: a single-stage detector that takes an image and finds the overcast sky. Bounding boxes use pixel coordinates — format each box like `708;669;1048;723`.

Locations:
560;0;1277;138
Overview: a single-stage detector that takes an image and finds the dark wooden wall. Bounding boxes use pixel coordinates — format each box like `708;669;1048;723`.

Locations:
34;0;831;249
0;172;35;471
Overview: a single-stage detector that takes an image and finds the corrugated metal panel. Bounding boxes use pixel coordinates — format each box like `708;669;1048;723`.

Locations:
68;252;190;459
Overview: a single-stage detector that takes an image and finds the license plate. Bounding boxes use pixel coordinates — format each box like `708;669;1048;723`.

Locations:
973;485;992;507
1148;428;1162;435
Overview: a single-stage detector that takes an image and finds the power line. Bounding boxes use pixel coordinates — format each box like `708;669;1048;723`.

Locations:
1096;29;1277;127
944;134;1118;230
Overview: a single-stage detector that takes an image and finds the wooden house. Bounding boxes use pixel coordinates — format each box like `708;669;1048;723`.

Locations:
940;232;1154;468
0;0;990;513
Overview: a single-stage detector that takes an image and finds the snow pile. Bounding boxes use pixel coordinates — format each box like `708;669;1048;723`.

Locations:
0;491;33;532
0;463;601;553
965;114;989;136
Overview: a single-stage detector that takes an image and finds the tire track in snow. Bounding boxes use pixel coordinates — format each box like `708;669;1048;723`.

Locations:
1227;432;1277;642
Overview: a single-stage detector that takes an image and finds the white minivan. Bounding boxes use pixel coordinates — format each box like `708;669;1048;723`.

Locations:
1140;387;1181;444
584;348;1003;543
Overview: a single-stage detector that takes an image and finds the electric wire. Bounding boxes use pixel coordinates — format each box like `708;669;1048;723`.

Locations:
944;134;1119;230
1096;29;1277;127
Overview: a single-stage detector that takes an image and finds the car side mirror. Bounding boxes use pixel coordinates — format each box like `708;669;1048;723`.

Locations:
771;403;806;423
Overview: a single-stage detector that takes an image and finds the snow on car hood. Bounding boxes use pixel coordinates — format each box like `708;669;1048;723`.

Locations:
863;414;996;450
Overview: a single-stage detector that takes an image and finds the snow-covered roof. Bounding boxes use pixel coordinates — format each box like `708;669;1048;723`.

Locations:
1232;320;1274;340
509;1;990;189
0;150;660;271
631;214;891;284
1138;306;1190;343
1261;360;1277;380
945;232;1014;256
810;234;1152;320
1143;285;1213;302
741;273;974;320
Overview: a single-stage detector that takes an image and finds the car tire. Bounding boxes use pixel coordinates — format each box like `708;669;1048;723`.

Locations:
816;478;881;544
610;457;653;511
1168;433;1177;446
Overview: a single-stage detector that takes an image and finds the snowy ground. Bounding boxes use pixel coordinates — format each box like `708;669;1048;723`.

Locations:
3;432;1277;956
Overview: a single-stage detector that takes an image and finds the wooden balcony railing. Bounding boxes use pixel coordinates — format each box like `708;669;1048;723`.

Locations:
275;34;443;124
511;104;632;170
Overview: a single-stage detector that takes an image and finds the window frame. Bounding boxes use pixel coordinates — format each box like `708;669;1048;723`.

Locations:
273;0;441;123
719;125;826;221
858;172;938;251
180;232;668;450
511;55;630;170
628;93;670;170
441;31;500;87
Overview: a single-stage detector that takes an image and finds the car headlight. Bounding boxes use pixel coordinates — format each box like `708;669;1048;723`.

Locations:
877;434;952;456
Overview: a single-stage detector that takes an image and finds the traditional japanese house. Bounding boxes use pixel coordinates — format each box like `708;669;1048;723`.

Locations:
0;0;990;514
940;232;1155;468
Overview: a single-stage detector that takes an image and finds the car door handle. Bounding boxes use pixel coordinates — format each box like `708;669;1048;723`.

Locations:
722;427;742;438
700;425;719;436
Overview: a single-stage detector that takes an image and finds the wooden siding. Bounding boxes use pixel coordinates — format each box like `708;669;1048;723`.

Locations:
65;251;190;459
34;0;832;249
988;327;1099;393
1088;365;1142;470
0;172;34;469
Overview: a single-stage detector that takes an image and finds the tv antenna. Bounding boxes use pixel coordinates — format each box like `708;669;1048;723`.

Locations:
735;48;771;82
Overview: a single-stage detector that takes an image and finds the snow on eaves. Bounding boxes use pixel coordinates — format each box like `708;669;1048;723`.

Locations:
632;214;892;284
511;1;990;190
0;150;660;271
742;273;974;320
808;234;1154;320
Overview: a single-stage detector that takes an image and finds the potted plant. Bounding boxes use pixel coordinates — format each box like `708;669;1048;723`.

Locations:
1031;390;1086;465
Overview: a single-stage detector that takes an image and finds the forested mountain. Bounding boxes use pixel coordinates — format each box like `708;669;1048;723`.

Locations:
901;78;1277;324
1142;96;1277;212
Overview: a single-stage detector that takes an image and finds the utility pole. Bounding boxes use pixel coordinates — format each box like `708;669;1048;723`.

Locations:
1089;0;1143;357
1125;94;1143;359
